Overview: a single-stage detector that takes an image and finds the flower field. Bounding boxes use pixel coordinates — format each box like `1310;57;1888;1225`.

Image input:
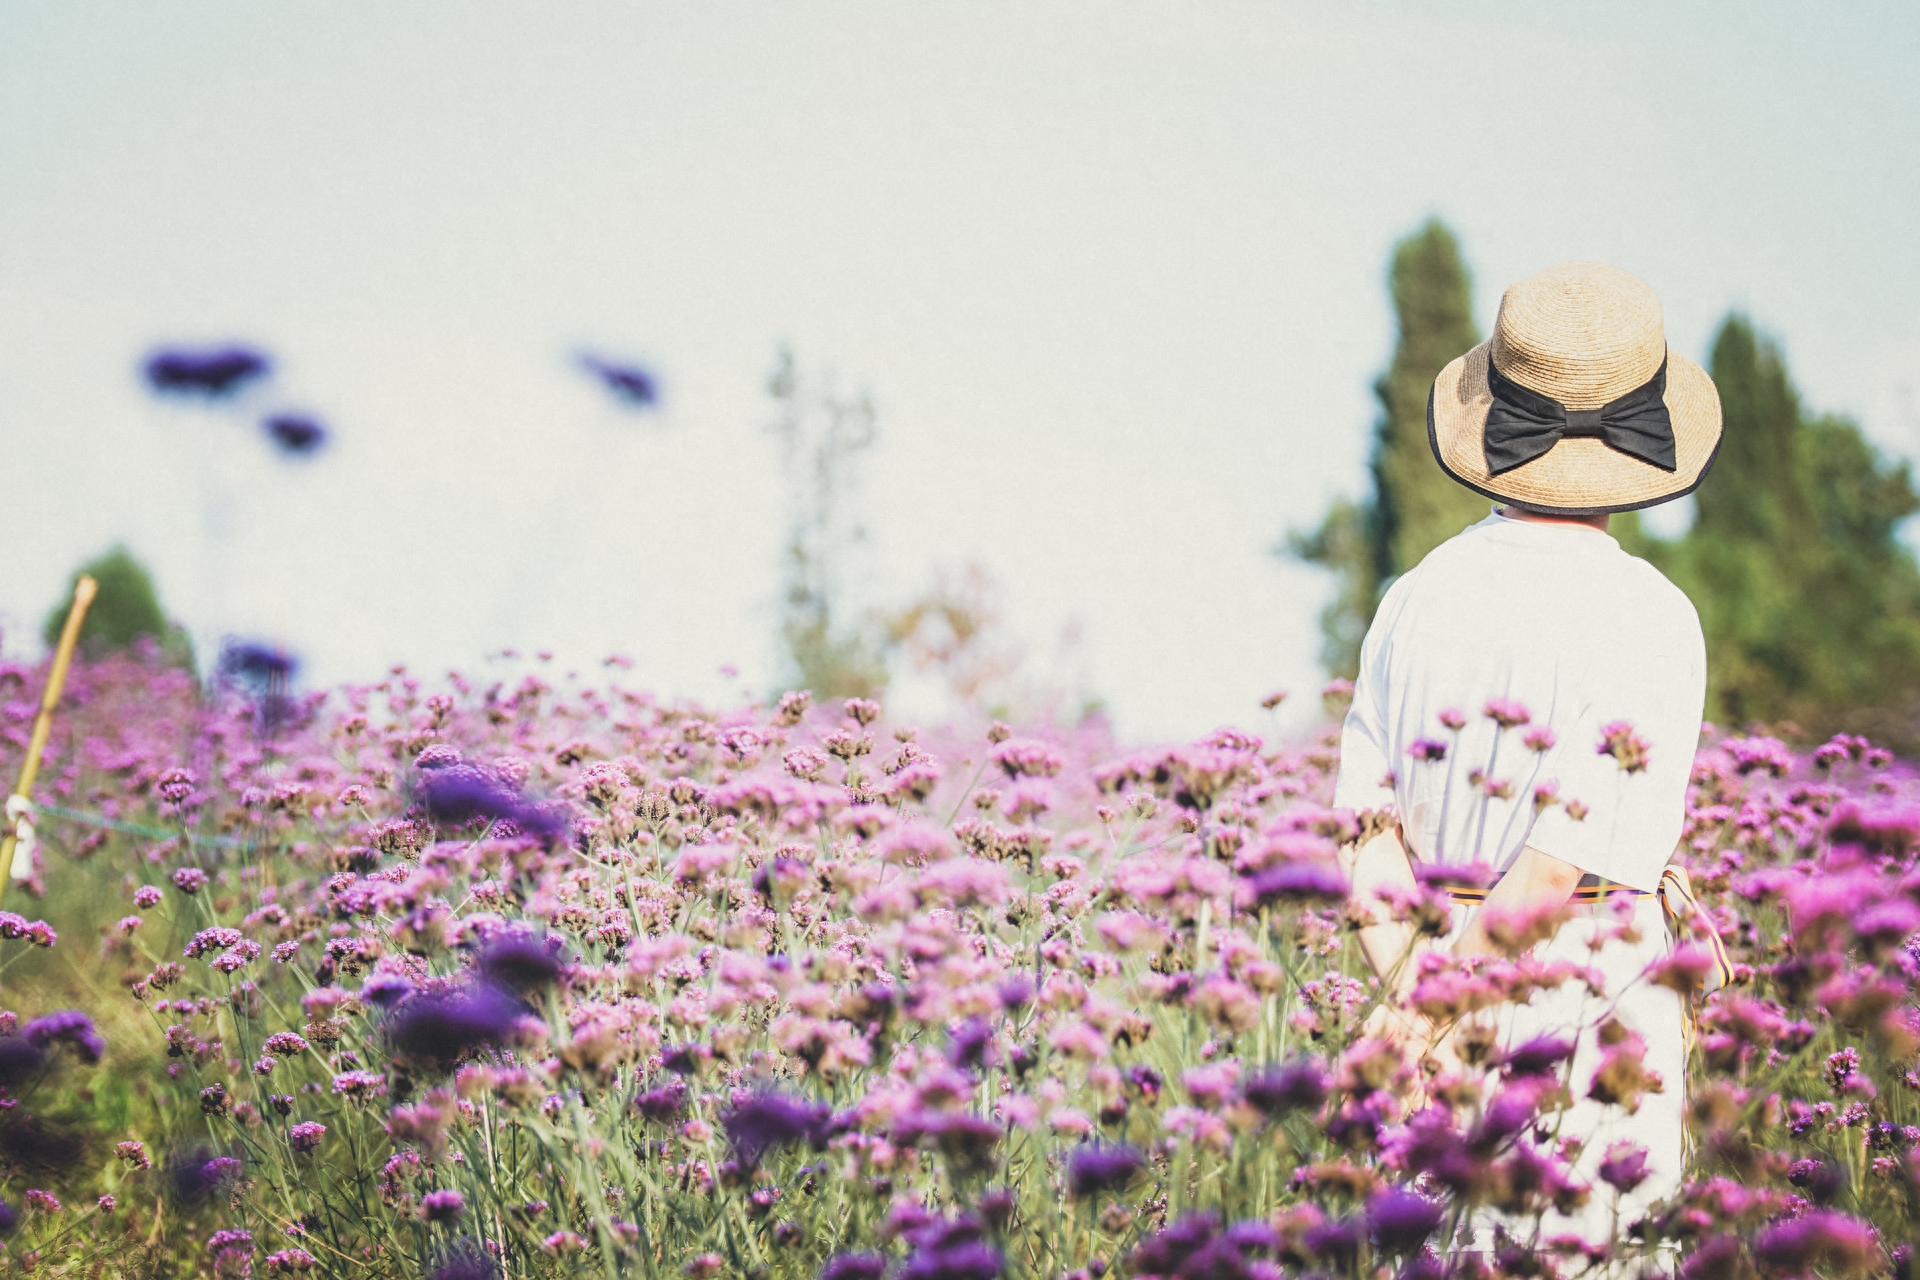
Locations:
0;645;1913;1279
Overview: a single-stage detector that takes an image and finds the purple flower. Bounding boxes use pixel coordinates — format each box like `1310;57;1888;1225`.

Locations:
1498;1035;1574;1078
1483;698;1531;729
385;985;523;1069
1244;861;1348;906
1752;1210;1879;1274
417;766;568;842
899;1216;1001;1280
263;414;327;456
144;345;271;396
207;1229;253;1253
22;1011;104;1063
1597;1142;1651;1194
1406;739;1448;763
633;1081;688;1123
172;867;210;894
476;933;565;995
995;974;1033;1011
133;886;163;908
288;1123;326;1154
1128;1214;1221;1277
579;353;660;407
1066;1143;1144;1198
723;1091;831;1167
947;1018;996;1071
429;1240;498;1280
220;642;295;684
1366;1186;1444;1252
1304;1217;1365;1266
169;1148;241;1204
421;1189;465;1222
359;974;415;1008
820;1256;890;1280
0;1034;47;1085
1241;1059;1330;1116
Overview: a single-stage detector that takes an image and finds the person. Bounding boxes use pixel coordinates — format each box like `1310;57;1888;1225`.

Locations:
1330;261;1723;1253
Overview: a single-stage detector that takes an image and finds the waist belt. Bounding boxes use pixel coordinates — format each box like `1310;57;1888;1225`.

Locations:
1430;863;1733;995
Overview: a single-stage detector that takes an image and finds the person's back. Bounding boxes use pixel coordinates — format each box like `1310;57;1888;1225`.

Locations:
1328;261;1727;1260
1336;508;1705;891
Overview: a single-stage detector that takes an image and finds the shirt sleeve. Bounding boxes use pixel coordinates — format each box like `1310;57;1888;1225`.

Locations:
1332;594;1399;817
1524;588;1706;891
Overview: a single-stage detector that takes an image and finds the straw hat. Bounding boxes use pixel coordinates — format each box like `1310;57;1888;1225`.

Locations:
1427;262;1722;515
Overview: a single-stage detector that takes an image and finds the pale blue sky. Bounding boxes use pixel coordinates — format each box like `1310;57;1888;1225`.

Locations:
1;1;1916;737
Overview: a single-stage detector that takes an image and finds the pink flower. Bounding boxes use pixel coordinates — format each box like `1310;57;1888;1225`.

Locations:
1483;698;1531;728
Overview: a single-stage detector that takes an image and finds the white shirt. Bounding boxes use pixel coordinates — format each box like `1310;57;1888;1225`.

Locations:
1332;509;1706;892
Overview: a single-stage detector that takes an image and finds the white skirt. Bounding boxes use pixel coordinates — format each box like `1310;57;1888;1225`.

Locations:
1435;893;1687;1253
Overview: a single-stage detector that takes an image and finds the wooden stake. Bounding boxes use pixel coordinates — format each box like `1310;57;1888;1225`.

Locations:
0;575;97;903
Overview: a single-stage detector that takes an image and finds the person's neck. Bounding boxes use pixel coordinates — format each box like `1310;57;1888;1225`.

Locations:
1498;505;1611;534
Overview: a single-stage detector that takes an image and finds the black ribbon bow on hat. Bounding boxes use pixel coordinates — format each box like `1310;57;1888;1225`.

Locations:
1483;352;1678;476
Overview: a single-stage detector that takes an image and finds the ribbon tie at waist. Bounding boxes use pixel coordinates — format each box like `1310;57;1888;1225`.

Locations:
1428;864;1733;995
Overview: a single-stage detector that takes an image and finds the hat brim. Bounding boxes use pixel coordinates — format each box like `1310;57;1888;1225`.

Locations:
1427;342;1723;516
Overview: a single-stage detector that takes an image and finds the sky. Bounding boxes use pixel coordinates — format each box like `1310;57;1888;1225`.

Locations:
0;1;1916;741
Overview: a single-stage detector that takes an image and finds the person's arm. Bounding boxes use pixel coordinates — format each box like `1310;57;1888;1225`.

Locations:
1341;824;1422;997
1449;843;1583;960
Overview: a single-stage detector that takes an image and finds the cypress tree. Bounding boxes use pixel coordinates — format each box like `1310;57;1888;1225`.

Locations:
42;546;193;665
1292;219;1487;673
1654;316;1920;744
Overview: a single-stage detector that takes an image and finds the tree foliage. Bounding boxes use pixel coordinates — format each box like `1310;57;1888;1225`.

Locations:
1645;316;1920;745
41;546;192;665
1291;219;1486;673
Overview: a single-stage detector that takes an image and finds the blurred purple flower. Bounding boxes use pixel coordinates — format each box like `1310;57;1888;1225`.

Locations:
820;1256;890;1280
263;414;327;456
1304;1217;1365;1266
144;345;271;396
1241;1059;1330;1116
0;1037;46;1085
421;1189;465;1222
1244;861;1348;907
416;766;568;842
947;1018;996;1071
477;933;566;995
359;974;415;1008
220;642;296;684
22;1011;104;1064
1066;1143;1144;1198
1752;1209;1879;1274
429;1240;498;1280
899;1216;1000;1280
723;1091;831;1167
384;985;523;1069
633;1080;688;1123
1127;1214;1221;1277
168;1148;241;1204
1365;1186;1444;1252
1597;1142;1651;1194
579;354;660;407
1498;1035;1574;1078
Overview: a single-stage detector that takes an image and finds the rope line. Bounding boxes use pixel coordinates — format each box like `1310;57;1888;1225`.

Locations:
29;801;255;850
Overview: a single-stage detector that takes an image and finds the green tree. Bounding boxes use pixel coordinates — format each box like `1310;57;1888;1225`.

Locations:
1648;316;1920;744
1291;219;1487;673
42;546;193;664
